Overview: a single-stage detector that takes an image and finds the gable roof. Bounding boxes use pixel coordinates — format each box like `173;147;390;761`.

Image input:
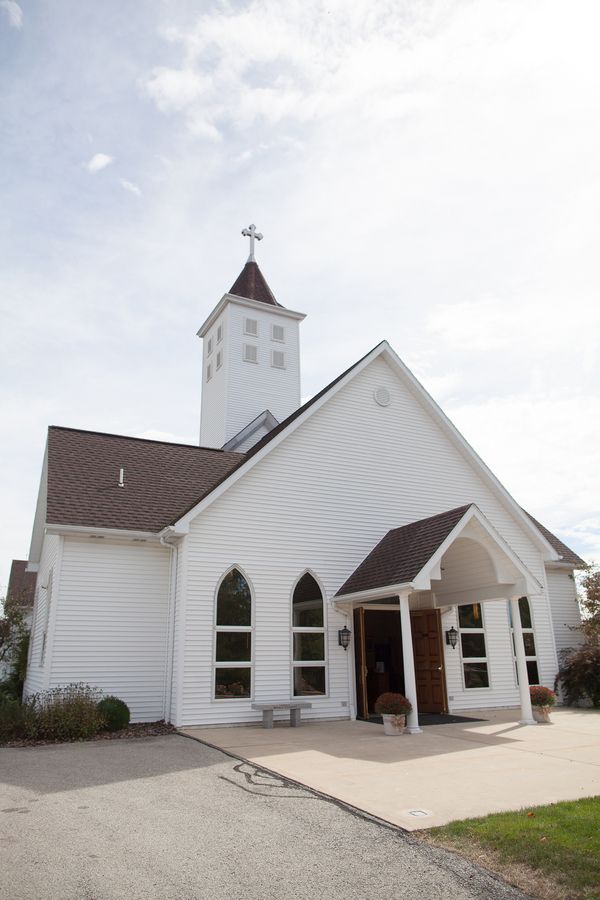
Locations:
229;261;281;307
523;510;586;568
45;427;244;533
6;560;37;608
336;505;471;597
38;347;587;570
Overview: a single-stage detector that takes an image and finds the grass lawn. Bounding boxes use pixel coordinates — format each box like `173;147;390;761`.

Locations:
426;796;600;899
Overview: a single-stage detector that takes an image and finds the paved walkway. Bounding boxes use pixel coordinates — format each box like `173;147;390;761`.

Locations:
180;707;600;831
1;734;524;899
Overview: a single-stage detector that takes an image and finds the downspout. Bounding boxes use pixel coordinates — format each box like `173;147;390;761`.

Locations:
160;532;179;723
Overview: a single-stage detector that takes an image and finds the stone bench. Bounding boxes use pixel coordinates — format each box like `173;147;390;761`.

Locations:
251;701;312;729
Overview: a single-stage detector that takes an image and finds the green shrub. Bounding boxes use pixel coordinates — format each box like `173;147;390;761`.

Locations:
0;696;27;741
97;696;130;731
555;644;600;708
24;683;104;742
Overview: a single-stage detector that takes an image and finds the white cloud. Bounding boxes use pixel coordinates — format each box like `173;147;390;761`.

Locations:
120;178;142;197
86;153;113;173
0;1;22;28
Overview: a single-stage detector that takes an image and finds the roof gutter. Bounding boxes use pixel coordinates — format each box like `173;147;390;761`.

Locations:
45;523;161;541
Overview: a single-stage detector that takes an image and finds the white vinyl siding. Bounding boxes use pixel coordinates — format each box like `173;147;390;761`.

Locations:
24;533;60;697
546;567;583;657
178;355;556;726
48;537;170;722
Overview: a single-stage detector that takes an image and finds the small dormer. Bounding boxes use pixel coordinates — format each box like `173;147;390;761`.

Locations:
198;226;306;449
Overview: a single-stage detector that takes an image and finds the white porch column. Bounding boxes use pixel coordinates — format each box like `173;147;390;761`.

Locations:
510;596;537;726
399;591;422;734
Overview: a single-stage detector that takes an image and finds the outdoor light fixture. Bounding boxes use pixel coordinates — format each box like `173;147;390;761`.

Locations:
338;626;351;650
445;626;458;649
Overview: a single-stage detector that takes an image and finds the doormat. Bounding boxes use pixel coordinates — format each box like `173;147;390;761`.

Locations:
363;713;487;726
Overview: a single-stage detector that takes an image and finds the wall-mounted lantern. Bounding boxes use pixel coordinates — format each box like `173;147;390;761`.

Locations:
445;626;458;649
338;626;351;650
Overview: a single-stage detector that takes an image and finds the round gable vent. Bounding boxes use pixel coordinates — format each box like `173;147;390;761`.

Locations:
373;386;391;407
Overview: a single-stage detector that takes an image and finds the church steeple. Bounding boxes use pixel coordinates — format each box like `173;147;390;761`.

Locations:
198;226;306;449
229;261;281;307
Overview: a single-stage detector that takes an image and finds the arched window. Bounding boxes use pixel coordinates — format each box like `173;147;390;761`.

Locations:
508;597;539;685
292;573;326;697
214;568;252;699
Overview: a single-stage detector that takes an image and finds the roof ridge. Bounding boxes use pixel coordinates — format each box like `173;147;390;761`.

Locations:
387;504;472;534
48;426;245;455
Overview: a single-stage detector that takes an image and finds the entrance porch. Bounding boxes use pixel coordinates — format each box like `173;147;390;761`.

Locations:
334;504;543;730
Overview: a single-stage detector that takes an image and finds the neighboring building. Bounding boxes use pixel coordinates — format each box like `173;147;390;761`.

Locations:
1;560;36;679
22;230;586;727
6;560;37;621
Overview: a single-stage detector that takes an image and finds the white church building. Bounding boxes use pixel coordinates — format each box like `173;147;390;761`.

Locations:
22;227;585;730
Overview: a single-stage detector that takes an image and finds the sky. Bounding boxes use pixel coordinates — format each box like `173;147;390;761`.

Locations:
1;0;599;594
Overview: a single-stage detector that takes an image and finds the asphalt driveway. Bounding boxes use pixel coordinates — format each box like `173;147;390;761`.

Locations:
1;734;524;900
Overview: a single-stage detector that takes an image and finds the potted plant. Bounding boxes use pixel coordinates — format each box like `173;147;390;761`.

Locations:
374;692;412;735
530;685;557;723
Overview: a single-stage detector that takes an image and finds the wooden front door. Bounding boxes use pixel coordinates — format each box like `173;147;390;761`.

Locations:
353;607;369;719
410;609;447;713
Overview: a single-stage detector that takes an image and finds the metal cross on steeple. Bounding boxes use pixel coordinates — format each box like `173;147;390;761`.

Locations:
241;223;263;262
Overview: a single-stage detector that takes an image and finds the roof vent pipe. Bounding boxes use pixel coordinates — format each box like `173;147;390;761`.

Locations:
118;467;125;488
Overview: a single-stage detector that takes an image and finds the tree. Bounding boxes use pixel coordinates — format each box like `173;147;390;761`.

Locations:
577;564;600;644
0;597;30;700
555;564;600;707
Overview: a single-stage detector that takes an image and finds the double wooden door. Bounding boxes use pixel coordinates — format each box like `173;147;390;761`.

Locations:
354;607;447;718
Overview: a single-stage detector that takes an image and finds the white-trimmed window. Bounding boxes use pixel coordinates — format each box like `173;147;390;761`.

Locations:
292;573;326;697
216;350;222;370
40;570;53;665
271;350;286;369
271;324;285;343
458;602;489;689
243;344;258;364
244;317;258;337
217;323;223;344
206;363;213;382
214;568;252;699
509;597;539;685
207;337;213;356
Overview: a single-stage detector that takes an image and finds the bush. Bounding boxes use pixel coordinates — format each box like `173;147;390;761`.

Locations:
0;696;27;742
97;696;130;731
24;683;104;742
530;686;557;708
374;692;412;716
555;644;600;708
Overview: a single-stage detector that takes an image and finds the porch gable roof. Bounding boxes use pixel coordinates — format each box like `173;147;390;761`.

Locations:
335;505;471;598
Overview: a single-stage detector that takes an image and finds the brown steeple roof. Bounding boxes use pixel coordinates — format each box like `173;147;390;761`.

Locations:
229;261;282;307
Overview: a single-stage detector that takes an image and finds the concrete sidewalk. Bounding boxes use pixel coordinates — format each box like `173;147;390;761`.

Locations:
180;707;600;831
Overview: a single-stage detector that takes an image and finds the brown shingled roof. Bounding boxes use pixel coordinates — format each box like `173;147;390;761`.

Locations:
6;560;37;608
336;505;472;597
46;427;244;533
229;261;281;306
523;510;587;568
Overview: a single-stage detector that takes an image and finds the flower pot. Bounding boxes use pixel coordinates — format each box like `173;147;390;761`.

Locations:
382;714;406;735
532;706;552;723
